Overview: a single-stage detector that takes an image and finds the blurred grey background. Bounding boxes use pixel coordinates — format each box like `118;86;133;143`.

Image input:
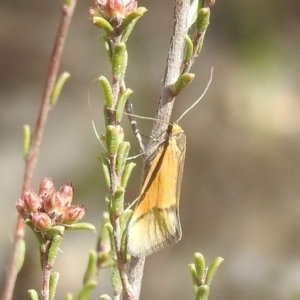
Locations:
1;0;300;299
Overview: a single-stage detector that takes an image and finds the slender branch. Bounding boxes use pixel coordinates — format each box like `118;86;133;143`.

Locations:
124;1;190;299
146;0;189;160
1;2;77;300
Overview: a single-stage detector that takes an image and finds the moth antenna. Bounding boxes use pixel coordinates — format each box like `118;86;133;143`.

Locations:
126;196;139;211
177;67;213;122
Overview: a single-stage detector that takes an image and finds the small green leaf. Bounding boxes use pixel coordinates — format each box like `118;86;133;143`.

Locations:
112;43;127;80
28;289;40;300
99;154;111;188
92;17;114;34
112;188;125;216
49;272;60;300
50;72;70;105
23;125;31;158
184;35;194;64
65;222;96;232
83;250;98;284
116;141;130;176
17;240;26;273
189;263;199;293
115;89;133;122
194;252;206;283
48;234;64;267
77;280;97;300
99;76;113;109
120;7;148;43
196;8;210;33
121;162;136;188
205;257;224;285
45;225;65;238
106;125;121;155
105;223;115;256
171;73;195;96
111;263;122;293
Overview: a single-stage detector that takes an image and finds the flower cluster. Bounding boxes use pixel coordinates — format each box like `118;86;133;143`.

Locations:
90;0;137;22
16;178;86;232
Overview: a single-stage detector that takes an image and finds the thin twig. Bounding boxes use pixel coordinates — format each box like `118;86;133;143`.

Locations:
1;2;77;300
146;0;190;161
123;1;190;299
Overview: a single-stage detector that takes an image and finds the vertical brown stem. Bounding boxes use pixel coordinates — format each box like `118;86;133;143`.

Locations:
1;2;77;300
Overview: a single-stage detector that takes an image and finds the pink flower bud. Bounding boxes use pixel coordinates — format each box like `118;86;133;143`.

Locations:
23;191;42;213
43;192;64;214
58;183;74;205
39;177;55;200
16;201;28;220
62;205;86;224
95;0;137;21
32;213;52;231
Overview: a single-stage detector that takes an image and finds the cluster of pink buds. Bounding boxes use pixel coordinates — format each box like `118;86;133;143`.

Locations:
16;178;86;232
90;0;137;22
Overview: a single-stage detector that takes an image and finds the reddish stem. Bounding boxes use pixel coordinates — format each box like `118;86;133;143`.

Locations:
1;2;77;300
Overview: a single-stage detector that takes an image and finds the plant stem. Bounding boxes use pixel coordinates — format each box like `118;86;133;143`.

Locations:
1;2;77;300
123;1;190;299
152;0;190;141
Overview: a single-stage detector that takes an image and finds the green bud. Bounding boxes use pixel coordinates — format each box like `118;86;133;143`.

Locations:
48;234;64;267
116;141;130;176
106;125;120;155
194;252;206;283
65;222;96;232
184;35;194;64
49;272;60;300
105;223;115;256
83;250;98;284
116;89;133;122
112;188;125;216
28;290;39;300
112;43;127;80
99;76;113;109
103;105;111;127
17;240;26;273
99;154;111;188
196;8;210;33
188;263;199;293
121;162;136;188
120;7;148;43
111;263;122;292
171;73;195;96
77;280;97;300
45;225;65;237
92;17;114;34
205;257;224;285
50;72;70;106
22;125;31;158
